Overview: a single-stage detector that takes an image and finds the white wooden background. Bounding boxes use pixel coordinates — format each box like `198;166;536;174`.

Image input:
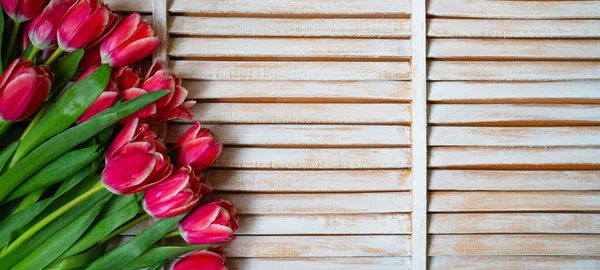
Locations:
106;0;600;269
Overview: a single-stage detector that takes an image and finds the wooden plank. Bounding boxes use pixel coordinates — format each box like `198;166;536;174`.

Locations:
170;38;411;59
428;81;600;103
428;39;600;60
104;0;150;12
229;258;411;270
171;61;411;81
218;192;412;214
222;236;412;257
182;81;412;102
429;213;600;234
429;127;600;147
428;61;600;81
213;148;411;169
203;170;411;192
429;191;600;212
428;0;600;19
187;103;411;124
429;170;600;191
169;0;411;16
237;214;411;235
428;19;600;38
169;17;411;38
168;124;411;147
429;235;600;256
430;256;600;269
429;104;600;126
429;147;600;169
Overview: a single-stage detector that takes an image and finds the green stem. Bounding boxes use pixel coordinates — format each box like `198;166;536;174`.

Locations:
98;213;150;245
161;230;180;240
2;180;104;255
19;103;48;141
4;22;20;64
25;46;40;61
0;121;13;140
43;48;63;66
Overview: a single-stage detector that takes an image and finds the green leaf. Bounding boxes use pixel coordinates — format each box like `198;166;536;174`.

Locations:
0;90;169;202
6;145;100;201
11;189;46;214
46;244;107;270
13;64;111;164
0;141;18;173
101;194;136;217
58;196;138;260
148;261;166;270
12;199;106;270
49;48;85;95
121;246;211;270
85;213;187;270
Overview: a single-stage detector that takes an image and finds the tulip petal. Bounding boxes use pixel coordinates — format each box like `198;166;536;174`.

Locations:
100;13;139;55
179;204;221;232
105;117;140;160
104;37;160;68
102;142;156;195
77;91;118;123
174;122;201;148
0;73;39;122
181;224;235;245
173;249;226;270
177;137;223;172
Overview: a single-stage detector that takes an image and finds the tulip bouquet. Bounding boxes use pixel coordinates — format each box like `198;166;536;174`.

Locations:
0;0;238;270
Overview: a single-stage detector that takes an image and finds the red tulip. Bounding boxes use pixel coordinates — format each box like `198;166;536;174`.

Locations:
143;166;212;219
102;118;173;195
77;44;101;74
179;200;238;245
112;65;141;91
171;247;227;270
174;122;222;172
21;26;54;60
1;0;45;23
0;58;53;122
57;0;118;52
75;65;118;123
100;13;160;68
27;0;78;50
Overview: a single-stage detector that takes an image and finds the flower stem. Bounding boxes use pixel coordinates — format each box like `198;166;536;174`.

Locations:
1;180;105;256
4;22;20;65
98;213;150;245
20;103;48;141
43;48;64;66
25;46;40;61
161;230;180;240
0;121;13;140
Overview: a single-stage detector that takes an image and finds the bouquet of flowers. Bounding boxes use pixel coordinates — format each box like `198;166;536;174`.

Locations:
0;0;237;269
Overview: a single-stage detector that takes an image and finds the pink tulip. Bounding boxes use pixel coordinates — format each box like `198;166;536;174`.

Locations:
75;65;119;123
1;0;45;23
174;122;222;172
76;44;101;74
171;247;227;270
0;58;53;122
102;118;173;195
57;0;118;52
100;13;160;68
27;0;78;50
143;166;212;219
21;27;54;60
179;200;239;245
112;65;141;91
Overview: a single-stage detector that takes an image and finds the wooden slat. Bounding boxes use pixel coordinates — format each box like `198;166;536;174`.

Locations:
222;236;411;257
229;258;411;270
237;214;411;235
430;213;600;234
429;147;600;169
428;61;600;81
429;104;600;126
169;0;411;16
429;191;600;212
171;61;411;81
170;38;410;59
428;19;600;38
182;81;412;102
213;148;411;169
430;256;600;269
428;39;600;60
104;0;150;12
203;170;411;192
429;235;600;256
428;0;600;19
187;104;411;124
428;81;600;103
429;127;600;147
218;192;412;214
429;170;600;191
168;124;411;147
169;17;411;38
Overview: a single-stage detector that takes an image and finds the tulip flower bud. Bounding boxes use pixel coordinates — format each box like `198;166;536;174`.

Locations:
76;65;119;123
0;58;53;122
100;13;160;68
179;200;239;245
57;0;118;52
174;122;222;172
143;166;212;219
171;247;227;270
77;45;101;74
112;65;141;91
21;27;54;61
1;0;45;23
102;118;173;194
27;0;78;50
